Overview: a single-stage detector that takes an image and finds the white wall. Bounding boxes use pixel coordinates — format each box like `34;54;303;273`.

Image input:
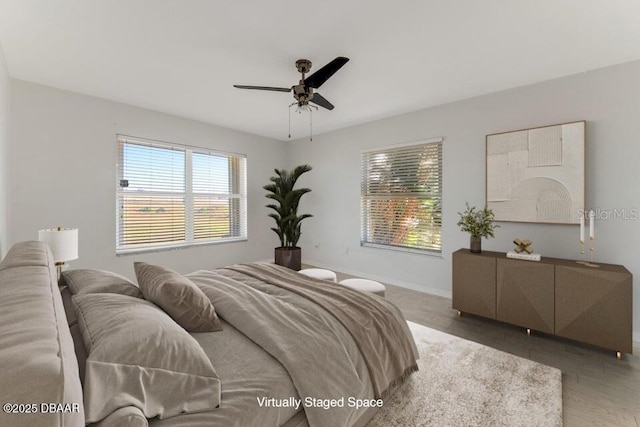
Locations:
289;60;640;340
6;61;640;341
0;41;8;256
8;80;286;277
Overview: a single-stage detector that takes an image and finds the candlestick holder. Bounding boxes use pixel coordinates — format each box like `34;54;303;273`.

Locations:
579;240;585;262
575;209;600;267
576;240;588;266
577;237;600;268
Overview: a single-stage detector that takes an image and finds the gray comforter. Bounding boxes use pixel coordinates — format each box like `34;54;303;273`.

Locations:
186;263;418;427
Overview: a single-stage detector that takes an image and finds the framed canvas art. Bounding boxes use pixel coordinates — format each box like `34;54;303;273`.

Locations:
486;121;585;224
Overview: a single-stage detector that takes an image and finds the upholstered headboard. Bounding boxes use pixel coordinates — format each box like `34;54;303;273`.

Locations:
0;241;85;427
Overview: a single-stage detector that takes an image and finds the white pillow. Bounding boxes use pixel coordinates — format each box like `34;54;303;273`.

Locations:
134;262;222;332
73;293;221;423
63;269;143;298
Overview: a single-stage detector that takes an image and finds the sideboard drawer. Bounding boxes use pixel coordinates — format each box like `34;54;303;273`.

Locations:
452;250;497;319
555;265;632;354
497;258;555;334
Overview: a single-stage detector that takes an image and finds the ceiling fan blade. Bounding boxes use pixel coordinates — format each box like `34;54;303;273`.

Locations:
304;57;349;89
310;92;335;110
233;85;291;92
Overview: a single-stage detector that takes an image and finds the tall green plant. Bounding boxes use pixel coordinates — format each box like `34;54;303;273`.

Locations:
264;165;313;248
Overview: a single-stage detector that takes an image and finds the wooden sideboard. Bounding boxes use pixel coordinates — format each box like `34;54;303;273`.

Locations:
452;249;633;357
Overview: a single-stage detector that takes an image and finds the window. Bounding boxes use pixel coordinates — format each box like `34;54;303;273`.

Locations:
361;138;442;253
116;136;247;254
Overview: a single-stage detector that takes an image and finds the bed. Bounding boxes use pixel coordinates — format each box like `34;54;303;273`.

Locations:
0;241;418;427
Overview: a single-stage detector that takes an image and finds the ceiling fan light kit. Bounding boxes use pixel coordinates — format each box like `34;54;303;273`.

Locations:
234;56;349;141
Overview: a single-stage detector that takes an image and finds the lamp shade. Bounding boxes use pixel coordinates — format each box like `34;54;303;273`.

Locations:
38;228;79;263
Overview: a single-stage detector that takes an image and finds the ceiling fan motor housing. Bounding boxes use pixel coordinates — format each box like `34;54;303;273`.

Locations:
293;83;312;102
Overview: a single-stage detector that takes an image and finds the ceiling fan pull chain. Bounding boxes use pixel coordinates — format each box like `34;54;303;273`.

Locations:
288;104;292;139
309;108;313;142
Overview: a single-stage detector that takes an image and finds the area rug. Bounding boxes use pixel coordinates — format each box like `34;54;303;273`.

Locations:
368;321;562;427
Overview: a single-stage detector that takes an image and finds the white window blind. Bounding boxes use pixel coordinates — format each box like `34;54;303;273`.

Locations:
116;136;247;254
361;138;442;253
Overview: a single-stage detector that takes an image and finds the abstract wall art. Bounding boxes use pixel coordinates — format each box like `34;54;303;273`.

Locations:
486;121;585;224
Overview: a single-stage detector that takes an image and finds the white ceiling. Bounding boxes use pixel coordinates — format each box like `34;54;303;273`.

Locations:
1;1;640;141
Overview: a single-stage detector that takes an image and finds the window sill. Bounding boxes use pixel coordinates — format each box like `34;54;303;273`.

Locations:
360;242;442;257
116;237;248;256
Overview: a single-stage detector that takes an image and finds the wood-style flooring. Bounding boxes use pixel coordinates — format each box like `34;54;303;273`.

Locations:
319;266;640;427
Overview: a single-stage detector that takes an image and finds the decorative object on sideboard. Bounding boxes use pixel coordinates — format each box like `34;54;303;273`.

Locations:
589;208;596;261
506;251;541;262
38;227;79;280
457;203;499;253
577;209;599;267
507;238;541;261
513;238;533;254
264;165;313;270
579;212;586;260
486;121;585;224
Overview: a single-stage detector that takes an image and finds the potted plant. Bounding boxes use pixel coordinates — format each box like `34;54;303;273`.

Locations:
457;202;499;253
264;165;313;270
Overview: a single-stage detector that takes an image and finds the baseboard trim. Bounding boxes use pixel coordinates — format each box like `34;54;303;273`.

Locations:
302;259;452;299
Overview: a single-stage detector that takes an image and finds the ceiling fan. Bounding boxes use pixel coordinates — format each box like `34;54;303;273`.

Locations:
233;57;349;111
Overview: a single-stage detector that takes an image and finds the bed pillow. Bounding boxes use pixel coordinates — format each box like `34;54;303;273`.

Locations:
73;293;221;423
134;262;222;332
62;269;143;298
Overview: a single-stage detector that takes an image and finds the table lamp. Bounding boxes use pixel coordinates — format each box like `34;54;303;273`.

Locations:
38;227;78;280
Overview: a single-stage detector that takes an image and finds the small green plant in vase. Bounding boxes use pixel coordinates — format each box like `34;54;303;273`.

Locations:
457;203;499;253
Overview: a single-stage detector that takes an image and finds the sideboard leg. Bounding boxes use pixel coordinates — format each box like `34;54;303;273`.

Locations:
616;351;622;360
457;310;462;317
526;328;531;336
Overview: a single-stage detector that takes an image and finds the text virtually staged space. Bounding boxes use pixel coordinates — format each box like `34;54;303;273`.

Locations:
0;1;639;427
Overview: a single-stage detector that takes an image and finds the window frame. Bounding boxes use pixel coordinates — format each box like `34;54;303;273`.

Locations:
116;135;247;255
360;137;443;255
